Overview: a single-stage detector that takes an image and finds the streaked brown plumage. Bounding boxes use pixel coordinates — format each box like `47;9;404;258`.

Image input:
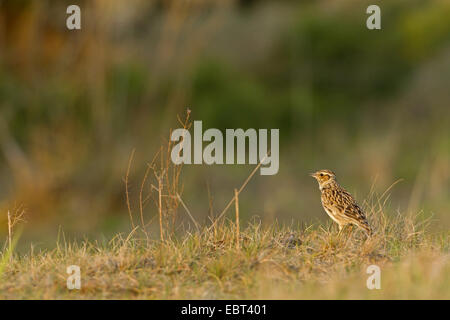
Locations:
310;169;372;236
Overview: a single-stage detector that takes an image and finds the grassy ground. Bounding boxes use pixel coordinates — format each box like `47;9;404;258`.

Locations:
0;116;448;299
1;207;448;299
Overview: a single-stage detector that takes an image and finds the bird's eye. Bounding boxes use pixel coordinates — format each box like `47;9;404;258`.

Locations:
320;173;323;176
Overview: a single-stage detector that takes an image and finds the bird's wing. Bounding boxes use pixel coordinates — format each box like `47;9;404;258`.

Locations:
336;189;368;223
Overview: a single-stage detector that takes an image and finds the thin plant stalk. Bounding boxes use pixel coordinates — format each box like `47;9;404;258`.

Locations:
235;189;240;249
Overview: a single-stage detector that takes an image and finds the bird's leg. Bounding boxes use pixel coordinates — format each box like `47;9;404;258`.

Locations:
338;224;352;239
337;224;344;237
347;224;355;238
347;224;353;234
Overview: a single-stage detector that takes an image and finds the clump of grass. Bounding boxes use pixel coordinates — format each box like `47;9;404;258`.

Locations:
125;110;192;242
1;204;26;277
0;202;448;299
6;205;26;255
126;109;269;244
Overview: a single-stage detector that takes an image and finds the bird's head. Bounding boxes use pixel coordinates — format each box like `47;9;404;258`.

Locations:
310;169;336;188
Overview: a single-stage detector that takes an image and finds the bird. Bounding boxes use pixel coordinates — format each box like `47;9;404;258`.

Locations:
310;169;372;236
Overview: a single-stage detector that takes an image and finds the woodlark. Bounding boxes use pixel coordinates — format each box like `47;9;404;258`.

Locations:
310;169;372;236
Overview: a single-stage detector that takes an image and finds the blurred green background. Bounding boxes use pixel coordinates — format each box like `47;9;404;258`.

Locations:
0;0;449;246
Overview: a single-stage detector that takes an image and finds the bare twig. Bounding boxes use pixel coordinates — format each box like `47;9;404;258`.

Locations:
127;109;191;242
157;173;164;242
140;165;151;229
177;193;200;232
207;152;269;232
7;211;11;255
125;149;136;229
234;189;240;249
6;205;26;262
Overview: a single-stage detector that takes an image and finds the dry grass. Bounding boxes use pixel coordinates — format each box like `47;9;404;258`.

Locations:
0;206;448;299
125;111;192;243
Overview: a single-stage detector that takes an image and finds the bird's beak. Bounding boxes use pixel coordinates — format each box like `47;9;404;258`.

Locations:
309;172;316;178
